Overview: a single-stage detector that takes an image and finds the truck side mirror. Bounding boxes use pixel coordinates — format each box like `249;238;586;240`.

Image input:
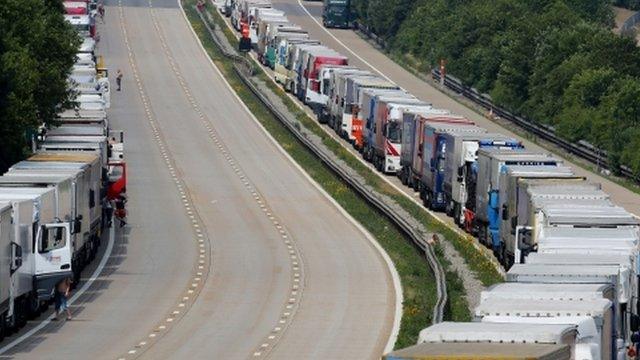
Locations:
74;217;82;234
502;204;508;221
511;216;518;230
11;243;22;273
631;313;640;332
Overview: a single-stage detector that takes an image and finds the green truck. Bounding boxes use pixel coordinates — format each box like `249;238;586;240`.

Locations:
322;0;352;28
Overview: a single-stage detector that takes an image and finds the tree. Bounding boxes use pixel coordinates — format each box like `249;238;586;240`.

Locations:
0;0;79;171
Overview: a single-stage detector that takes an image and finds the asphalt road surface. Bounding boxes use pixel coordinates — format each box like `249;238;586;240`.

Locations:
273;0;640;217
0;1;396;359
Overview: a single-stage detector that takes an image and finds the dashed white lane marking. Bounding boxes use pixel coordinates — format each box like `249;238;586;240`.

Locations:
115;1;308;358
115;1;212;358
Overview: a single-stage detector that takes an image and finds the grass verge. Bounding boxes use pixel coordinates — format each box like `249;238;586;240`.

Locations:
183;1;472;348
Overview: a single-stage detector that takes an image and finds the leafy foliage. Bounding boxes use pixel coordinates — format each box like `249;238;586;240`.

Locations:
354;0;640;176
0;0;80;171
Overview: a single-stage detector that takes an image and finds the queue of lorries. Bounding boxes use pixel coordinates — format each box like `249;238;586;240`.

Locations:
226;1;640;359
0;0;126;341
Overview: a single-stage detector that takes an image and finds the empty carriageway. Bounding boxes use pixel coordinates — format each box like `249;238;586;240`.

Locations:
90;0;393;359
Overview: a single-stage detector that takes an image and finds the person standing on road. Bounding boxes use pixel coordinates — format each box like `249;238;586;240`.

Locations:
53;277;73;321
116;69;123;91
98;1;105;22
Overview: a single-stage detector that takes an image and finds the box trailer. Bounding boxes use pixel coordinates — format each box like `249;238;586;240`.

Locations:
0;175;91;283
312;65;357;122
440;132;522;228
298;48;347;103
359;89;415;159
274;39;320;89
383;342;571;360
507;263;635;359
325;68;371;129
492;167;579;265
0;187;73;303
360;92;420;168
418;322;578;351
477;298;613;360
419;122;485;211
264;27;307;69
474;149;562;252
339;76;398;142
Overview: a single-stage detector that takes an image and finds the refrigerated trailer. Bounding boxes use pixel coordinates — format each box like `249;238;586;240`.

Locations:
0;174;94;284
474;149;562;253
338;76;398;142
418;322;579;353
476;298;613;360
419;122;485;211
507;263;636;359
383;342;571;360
0;188;73;303
359;92;420;168
440;132;523;227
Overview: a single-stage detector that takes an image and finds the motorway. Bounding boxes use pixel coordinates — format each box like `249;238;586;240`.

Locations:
0;0;396;359
272;0;640;217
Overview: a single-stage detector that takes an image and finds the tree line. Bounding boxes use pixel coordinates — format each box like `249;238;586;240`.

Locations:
352;0;640;177
0;0;80;171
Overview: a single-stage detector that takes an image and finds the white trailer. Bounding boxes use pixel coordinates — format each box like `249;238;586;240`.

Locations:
476;298;613;360
0;188;73;303
418;322;579;353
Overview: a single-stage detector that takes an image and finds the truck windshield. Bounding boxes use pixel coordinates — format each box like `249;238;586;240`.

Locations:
387;122;401;143
39;226;66;253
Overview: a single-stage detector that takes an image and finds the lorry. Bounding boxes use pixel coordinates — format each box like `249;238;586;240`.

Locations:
337;76;398;142
251;9;286;46
324;68;371;127
440;132;522;228
255;15;289;55
364;96;427;173
287;43;329;95
383;342;571;360
274;39;320;90
473;149;562;253
9;153;104;245
417;322;579;355
0;187;73;306
358;89;415;157
500;178;610;263
0;175;92;283
64;15;95;38
507;263;637;358
419;122;485;211
517;202;638;259
322;0;352;29
478;299;612;360
263;26;307;69
491;167;579;265
311;64;357;121
295;47;347;103
302;51;349;109
0;202;13;340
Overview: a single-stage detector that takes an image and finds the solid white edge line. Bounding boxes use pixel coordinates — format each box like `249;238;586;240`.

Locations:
294;0;392;82
0;225;116;354
178;1;403;353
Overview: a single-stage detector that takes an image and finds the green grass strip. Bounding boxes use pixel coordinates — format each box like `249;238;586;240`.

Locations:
183;1;472;348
